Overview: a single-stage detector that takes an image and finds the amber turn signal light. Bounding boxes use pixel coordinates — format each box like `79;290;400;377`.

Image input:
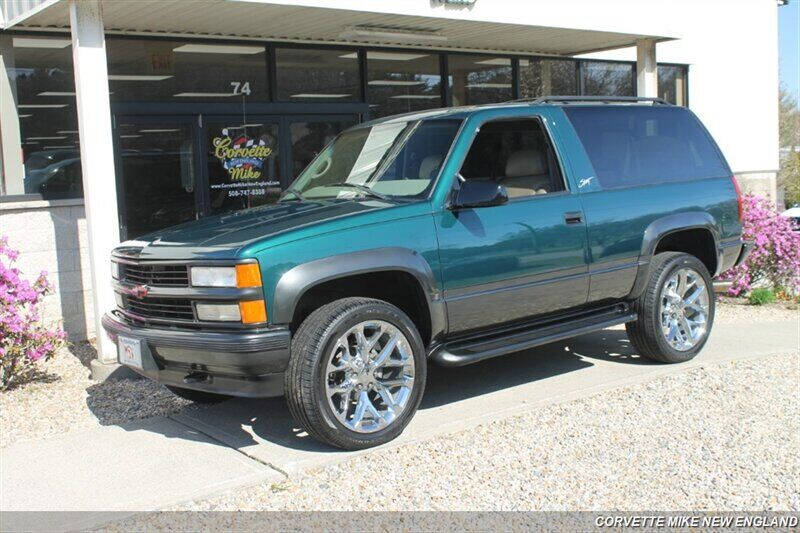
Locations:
236;263;262;288
239;299;267;324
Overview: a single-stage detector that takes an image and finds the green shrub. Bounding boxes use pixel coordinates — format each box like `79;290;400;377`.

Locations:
748;288;777;306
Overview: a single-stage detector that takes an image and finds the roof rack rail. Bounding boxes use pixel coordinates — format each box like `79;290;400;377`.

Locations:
512;95;672;106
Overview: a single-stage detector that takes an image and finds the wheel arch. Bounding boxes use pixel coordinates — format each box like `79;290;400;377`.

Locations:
272;247;446;345
628;212;722;299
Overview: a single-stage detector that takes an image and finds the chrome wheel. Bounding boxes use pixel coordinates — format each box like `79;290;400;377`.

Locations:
659;267;710;351
324;320;415;433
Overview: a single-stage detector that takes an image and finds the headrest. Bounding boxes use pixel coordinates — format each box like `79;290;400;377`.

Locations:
419;155;443;180
505;149;546;178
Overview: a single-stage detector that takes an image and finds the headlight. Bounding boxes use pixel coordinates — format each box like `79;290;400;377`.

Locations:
190;264;262;288
111;261;120;280
190;267;237;287
195;303;241;322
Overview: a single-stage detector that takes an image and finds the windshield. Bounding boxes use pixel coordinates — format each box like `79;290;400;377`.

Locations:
283;119;462;201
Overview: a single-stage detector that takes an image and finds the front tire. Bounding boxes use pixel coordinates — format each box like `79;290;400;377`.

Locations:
627;252;715;363
285;297;426;450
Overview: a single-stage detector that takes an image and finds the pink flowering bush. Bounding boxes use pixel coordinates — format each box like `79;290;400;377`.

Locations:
720;195;800;296
0;236;66;390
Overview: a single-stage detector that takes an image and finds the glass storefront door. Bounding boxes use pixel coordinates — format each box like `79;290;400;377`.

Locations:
115;117;200;239
204;117;282;214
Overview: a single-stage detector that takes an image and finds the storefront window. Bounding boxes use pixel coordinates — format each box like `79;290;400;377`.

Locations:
581;61;635;97
366;51;442;118
106;38;268;103
658;65;688;106
275;47;360;102
518;58;578;99
5;36;82;199
447;54;513;106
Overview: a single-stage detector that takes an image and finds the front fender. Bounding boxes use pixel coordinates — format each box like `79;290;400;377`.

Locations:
272;247;446;338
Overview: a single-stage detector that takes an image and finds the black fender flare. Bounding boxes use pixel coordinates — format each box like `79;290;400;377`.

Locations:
628;212;722;299
272;247;446;340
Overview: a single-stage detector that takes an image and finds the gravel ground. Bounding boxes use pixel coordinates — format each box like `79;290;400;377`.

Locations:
0;342;193;448
0;299;796;450
166;351;799;512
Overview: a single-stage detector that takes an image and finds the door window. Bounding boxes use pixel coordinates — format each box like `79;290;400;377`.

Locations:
206;121;281;214
460;118;566;198
117;121;197;239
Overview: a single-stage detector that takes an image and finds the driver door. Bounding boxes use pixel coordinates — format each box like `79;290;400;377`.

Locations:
435;116;589;333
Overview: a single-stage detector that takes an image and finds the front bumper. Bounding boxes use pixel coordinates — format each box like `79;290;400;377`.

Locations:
102;312;290;398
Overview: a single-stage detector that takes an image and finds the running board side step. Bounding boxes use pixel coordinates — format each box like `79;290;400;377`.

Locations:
430;305;637;367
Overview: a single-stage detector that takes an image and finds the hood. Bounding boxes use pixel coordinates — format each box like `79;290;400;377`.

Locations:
119;199;395;260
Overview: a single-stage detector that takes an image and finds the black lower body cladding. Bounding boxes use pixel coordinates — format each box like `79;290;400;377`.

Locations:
101;313;290;397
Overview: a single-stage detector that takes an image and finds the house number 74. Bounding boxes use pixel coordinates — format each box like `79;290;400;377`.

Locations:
231;81;252;95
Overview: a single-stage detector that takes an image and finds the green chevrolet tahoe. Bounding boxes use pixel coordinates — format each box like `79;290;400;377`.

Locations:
103;97;751;450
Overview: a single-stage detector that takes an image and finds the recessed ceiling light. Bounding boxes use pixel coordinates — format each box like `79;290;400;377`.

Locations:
139;129;181;133
108;74;173;81
290;93;351;98
43;145;76;149
119;135;142;138
38;91;76;96
13;37;71;49
389;95;440;100
361;51;430;61
339;26;446;43
368;80;426;86
173;44;264;54
18;104;68;108
57;130;79;134
19;114;33;118
27;136;67;140
466;83;512;89
474;58;511;66
173;92;235;98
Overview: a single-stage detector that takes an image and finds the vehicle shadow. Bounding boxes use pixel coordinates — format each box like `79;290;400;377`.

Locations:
86;327;655;455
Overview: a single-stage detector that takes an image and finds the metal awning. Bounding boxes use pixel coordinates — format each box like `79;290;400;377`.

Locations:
3;0;672;56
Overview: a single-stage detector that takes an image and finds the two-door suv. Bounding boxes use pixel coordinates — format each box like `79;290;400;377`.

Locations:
104;96;750;450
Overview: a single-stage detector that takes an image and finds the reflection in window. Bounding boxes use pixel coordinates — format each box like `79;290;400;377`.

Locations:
7;36;82;199
518;58;578;99
658;65;688;106
275;48;360;101
106;39;268;103
290;120;356;180
447;55;512;106
366;51;442;118
582;61;635;97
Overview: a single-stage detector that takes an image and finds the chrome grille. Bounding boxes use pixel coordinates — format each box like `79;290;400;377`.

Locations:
121;263;189;287
124;296;194;321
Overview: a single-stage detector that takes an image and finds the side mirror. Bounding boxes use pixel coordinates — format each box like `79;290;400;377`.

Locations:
451;179;508;209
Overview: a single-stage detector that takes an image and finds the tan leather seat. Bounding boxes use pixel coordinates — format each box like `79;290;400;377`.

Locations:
419;155;443;180
501;149;550;198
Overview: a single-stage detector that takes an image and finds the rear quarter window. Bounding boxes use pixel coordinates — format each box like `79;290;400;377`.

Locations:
564;106;730;188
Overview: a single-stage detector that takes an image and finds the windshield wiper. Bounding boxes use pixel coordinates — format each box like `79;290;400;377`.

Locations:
279;189;306;202
326;182;390;200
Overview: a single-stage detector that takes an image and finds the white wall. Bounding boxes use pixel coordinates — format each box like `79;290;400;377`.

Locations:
579;0;779;179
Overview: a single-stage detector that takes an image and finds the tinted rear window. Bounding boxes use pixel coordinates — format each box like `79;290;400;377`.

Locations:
564;106;729;188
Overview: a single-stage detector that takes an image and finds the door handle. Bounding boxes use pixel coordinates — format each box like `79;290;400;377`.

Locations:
564;211;583;225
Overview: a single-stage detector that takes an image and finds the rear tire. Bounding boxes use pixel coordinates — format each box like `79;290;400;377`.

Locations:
285;297;426;450
165;385;231;404
626;252;715;363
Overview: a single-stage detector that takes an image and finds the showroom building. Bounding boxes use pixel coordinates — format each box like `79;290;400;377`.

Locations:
0;0;781;374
